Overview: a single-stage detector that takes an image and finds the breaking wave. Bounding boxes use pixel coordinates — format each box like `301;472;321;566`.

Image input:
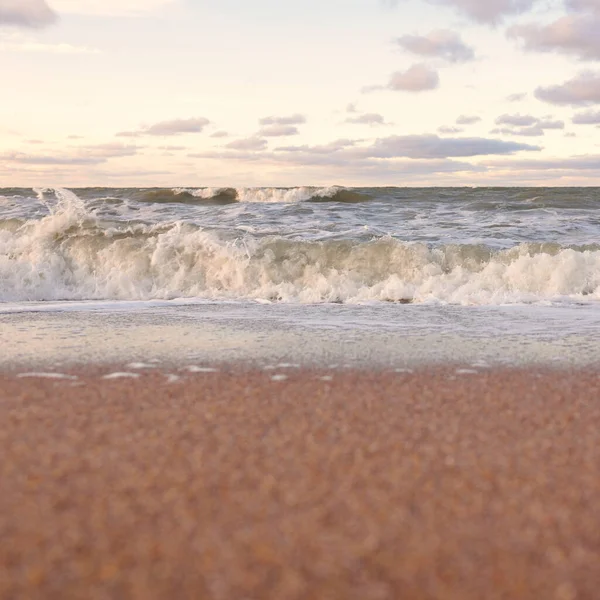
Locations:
1;190;600;305
159;186;370;204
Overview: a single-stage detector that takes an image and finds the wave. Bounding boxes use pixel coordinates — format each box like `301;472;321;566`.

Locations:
1;191;600;305
162;186;371;204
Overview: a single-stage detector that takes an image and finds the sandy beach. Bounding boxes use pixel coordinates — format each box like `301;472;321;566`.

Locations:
1;367;599;599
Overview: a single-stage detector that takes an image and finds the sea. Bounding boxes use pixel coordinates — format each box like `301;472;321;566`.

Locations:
1;186;600;369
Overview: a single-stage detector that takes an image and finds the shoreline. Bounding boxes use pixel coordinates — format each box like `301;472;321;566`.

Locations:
2;367;599;599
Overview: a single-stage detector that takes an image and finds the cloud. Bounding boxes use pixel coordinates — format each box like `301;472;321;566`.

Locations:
275;139;358;154
50;0;176;17
210;131;229;138
225;137;267;151
493;114;564;136
366;64;439;93
491;126;545;137
385;0;537;25
1;143;138;165
572;109;600;124
0;0;57;28
259;114;306;126
566;0;600;13
258;124;300;137
506;92;527;102
438;126;464;133
0;31;99;53
456;115;481;125
345;113;386;125
496;114;537;126
116;117;210;137
509;15;600;61
364;134;539;159
535;71;600;106
396;30;475;62
484;154;600;171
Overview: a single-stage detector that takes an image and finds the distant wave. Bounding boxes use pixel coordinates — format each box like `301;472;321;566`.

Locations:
1;189;599;305
160;186;373;204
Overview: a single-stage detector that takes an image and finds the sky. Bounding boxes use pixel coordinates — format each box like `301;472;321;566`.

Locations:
0;0;600;187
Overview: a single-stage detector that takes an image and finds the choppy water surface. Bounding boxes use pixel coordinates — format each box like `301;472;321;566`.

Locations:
1;186;599;305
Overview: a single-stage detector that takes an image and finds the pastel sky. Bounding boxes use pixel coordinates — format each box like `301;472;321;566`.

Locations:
1;0;600;187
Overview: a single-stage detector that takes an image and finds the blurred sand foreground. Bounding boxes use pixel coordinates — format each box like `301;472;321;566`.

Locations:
1;368;599;599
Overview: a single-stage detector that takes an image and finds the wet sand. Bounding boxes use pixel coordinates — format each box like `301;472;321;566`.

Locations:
1;367;599;599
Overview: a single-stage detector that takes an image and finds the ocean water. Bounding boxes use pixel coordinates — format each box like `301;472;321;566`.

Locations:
1;186;600;368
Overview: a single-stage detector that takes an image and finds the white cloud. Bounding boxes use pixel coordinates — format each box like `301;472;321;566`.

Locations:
396;30;475;62
572;109;600;124
565;0;600;15
226;137;267;151
484;154;600;171
535;71;600;106
0;0;56;28
456;115;481;125
509;15;600;61
365;64;439;93
259;114;306;126
117;117;210;137
345;113;386;125
491;125;545;136
438;125;464;133
385;0;537;24
493;114;564;136
258;124;299;137
496;114;537;126
50;0;176;17
1;142;137;165
364;134;539;158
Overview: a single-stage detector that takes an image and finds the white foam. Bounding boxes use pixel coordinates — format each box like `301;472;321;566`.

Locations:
17;372;77;380
271;374;288;382
174;186;344;204
126;362;156;370
182;366;219;373
103;372;140;380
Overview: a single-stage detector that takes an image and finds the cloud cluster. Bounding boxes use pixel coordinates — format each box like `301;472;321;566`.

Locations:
0;0;56;28
211;133;539;162
509;15;600;61
491;113;564;136
1;142;138;165
535;72;600;106
509;0;600;61
365;134;538;159
50;0;176;17
396;30;475;62
117;118;210;137
386;0;537;24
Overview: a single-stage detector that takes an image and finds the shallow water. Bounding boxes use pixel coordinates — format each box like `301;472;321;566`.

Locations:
2;301;600;369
